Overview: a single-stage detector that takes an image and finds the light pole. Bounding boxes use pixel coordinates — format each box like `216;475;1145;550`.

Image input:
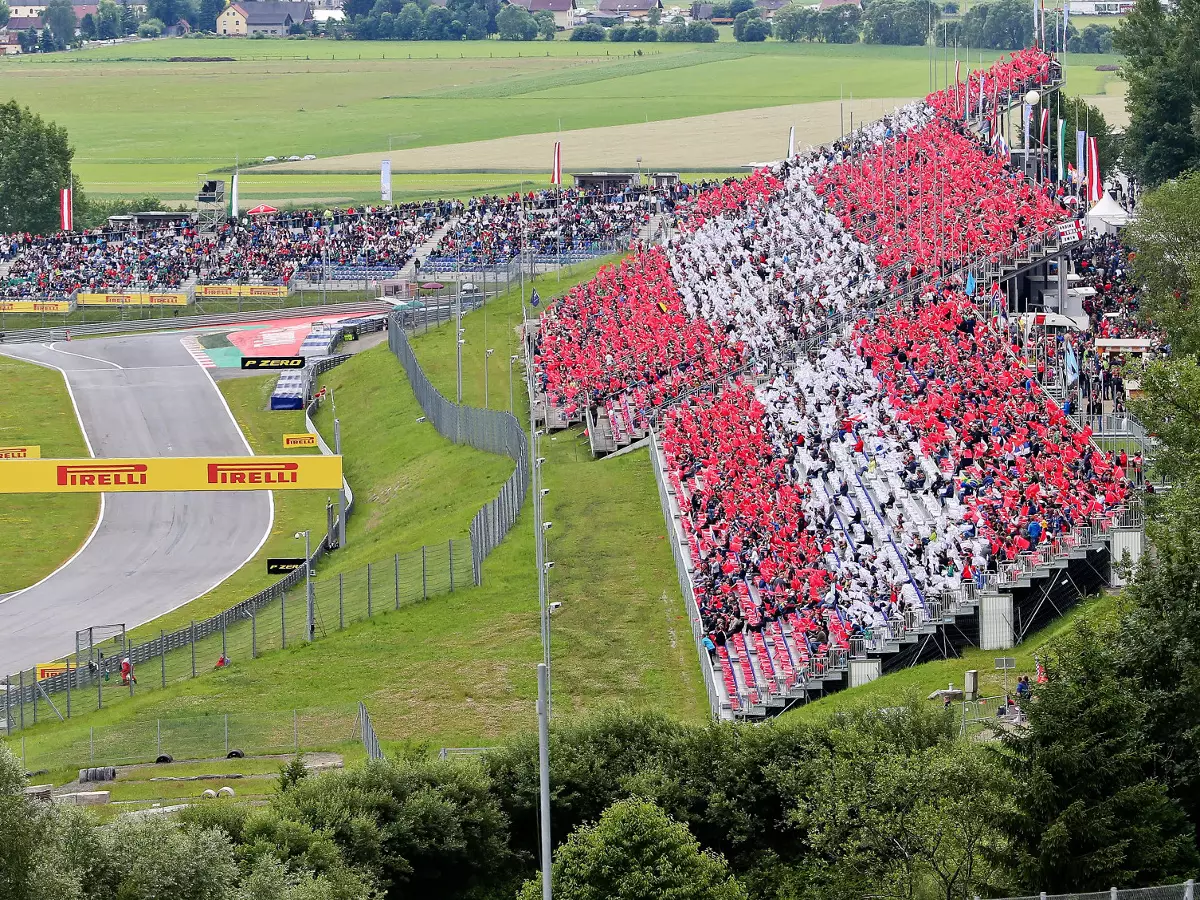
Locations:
455;283;464;405
296;530;313;641
485;348;495;409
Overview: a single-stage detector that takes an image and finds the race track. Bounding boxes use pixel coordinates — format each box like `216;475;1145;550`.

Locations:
0;333;272;674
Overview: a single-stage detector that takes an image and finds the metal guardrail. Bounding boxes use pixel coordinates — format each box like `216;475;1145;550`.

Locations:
0;300;393;344
387;321;529;586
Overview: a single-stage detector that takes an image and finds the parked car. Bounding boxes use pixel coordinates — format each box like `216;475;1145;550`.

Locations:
302;154;317;161
262;155;278;163
287;155;302;162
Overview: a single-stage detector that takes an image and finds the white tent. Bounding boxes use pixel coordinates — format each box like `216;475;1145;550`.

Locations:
1086;193;1130;233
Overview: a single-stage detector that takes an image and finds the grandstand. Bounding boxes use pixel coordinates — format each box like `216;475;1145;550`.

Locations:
530;48;1149;718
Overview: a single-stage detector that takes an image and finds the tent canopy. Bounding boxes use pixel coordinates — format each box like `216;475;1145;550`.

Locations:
1086;193;1129;230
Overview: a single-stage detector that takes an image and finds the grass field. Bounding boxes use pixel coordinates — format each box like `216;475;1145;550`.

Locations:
0;39;1122;203
0;355;99;594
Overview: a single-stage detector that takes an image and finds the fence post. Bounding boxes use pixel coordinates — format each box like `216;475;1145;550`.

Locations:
1186;880;1194;900
449;539;454;591
225;714;229;755
160;630;166;688
157;719;162;757
422;546;428;599
394;553;400;610
293;709;299;753
282;591;287;649
367;563;372;618
18;669;24;731
252;610;257;659
97;657;102;711
89;726;94;763
190;622;197;678
32;668;37;725
222;619;227;660
65;659;71;719
339;574;344;630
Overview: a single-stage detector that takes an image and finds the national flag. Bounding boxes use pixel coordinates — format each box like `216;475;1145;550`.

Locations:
380;159;392;203
1076;130;1086;177
996;132;1010;158
657;300;670;314
60;187;73;231
978;72;985;118
230;170;240;218
965;271;977;296
787;125;795;159
1057;119;1067;181
1039;108;1049;144
551;141;562;186
1087;135;1102;202
1064;339;1080;386
530;288;541;307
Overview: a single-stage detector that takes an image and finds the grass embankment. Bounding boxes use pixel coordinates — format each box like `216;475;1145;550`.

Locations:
8;255;705;771
0;355;99;594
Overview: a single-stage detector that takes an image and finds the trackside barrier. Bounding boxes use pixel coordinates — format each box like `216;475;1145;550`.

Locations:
388;319;529;587
998;881;1195;900
359;701;384;761
0;300;393;344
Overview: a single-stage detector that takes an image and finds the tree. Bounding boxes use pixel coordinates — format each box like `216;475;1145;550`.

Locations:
95;0;121;37
773;3;817;40
862;0;939;45
43;0;76;47
1056;94;1119;181
120;2;138;34
0;1;10;28
686;19;718;40
647;3;660;24
0;102;75;233
496;3;536;37
518;799;748;900
533;7;555;37
960;0;1031;49
1114;0;1200;186
817;3;859;41
197;0;224;31
569;22;605;39
139;16;164;35
79;11;96;37
732;7;769;40
661;21;687;39
1069;22;1111;52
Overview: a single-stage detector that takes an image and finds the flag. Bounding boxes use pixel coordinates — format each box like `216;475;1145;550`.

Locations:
996;132;1010;158
1057;119;1067;181
979;72;985;118
380;159;392;203
530;288;541;307
60;187;73;231
1040;108;1049;144
551;141;562;186
1064;339;1080;386
230;170;239;218
1076;130;1086;177
1087;135;1102;202
787;125;795;159
966;271;977;296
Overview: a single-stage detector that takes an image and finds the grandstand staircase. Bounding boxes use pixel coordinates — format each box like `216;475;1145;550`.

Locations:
406;216;459;279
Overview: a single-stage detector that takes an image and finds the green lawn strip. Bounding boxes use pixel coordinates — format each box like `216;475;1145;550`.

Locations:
787;592;1119;722
105;775;276;803
0;355;99;594
407;255;709;723
123;375;327;643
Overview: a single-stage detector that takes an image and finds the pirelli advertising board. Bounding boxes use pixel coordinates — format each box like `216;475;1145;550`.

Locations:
0;456;343;494
0;445;39;459
195;284;290;298
77;293;191;307
0;300;73;313
283;433;319;448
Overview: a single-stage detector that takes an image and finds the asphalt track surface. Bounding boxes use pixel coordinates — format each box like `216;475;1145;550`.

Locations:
0;333;272;675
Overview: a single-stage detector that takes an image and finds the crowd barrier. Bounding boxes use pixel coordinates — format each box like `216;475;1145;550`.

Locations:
195;284;290;298
76;292;191;307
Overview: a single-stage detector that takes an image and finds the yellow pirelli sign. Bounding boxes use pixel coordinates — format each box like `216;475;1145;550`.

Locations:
0;456;343;493
77;293;190;307
195;284;290;298
283;433;319;448
0;445;40;459
0;300;73;313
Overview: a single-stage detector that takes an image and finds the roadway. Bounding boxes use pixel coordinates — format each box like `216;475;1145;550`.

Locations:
0;332;272;675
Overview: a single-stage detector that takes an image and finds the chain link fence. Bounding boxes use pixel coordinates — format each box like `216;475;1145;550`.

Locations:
12;705;364;774
388;318;529;586
999;882;1195;900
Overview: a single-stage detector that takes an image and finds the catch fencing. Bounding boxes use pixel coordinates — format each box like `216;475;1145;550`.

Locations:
388;319;529;586
12;705;364;774
1000;882;1195;900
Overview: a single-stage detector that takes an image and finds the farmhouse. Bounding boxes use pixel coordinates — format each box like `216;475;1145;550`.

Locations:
505;0;576;29
817;0;861;9
595;0;662;17
754;0;787;15
217;1;313;35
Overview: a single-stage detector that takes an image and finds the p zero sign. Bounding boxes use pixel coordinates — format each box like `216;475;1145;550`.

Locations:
241;356;305;370
0;456;343;493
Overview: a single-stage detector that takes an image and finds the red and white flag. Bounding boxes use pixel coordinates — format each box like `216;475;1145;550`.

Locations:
1039;108;1049;144
551;141;562;186
60;187;73;231
1087;136;1102;202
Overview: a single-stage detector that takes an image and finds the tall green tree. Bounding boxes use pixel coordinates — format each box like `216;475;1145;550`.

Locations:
960;0;1032;50
518;799;748;900
862;0;939;45
817;4;860;42
42;0;77;47
0;1;10;28
0;101;75;234
773;3;818;40
1114;0;1200;186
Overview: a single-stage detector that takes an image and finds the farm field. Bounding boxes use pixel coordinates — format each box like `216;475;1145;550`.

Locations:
0;39;1122;204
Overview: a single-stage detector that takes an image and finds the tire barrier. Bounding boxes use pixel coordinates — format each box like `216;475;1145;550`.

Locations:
78;766;117;783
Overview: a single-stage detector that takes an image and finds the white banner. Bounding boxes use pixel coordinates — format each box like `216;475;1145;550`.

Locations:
381;159;392;203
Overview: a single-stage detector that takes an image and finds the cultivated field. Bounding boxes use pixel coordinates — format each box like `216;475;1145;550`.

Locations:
0;39;1123;204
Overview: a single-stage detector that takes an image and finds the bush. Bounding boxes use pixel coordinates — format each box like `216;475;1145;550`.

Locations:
608;23;627;40
137;16;163;36
686;19;718;40
661;22;688;40
569;22;605;39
